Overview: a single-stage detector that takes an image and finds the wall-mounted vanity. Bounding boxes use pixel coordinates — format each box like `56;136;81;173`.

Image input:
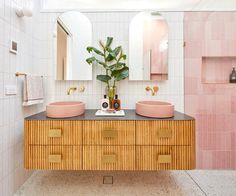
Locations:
24;110;195;171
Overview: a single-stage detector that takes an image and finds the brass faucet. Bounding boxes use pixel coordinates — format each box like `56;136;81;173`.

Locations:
67;86;77;95
145;86;159;96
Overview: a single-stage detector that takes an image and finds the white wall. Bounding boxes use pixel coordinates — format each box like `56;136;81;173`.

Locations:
0;0;53;195
40;11;184;112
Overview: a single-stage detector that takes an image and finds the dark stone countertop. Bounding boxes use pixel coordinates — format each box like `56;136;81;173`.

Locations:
25;110;194;121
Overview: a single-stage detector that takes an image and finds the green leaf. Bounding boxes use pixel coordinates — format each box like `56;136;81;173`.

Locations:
86;47;93;53
112;67;129;81
106;54;115;62
86;57;96;64
109;62;125;71
111;46;122;58
96;75;111;83
97;60;108;68
86;46;104;56
105;37;113;48
105;46;122;62
120;54;127;60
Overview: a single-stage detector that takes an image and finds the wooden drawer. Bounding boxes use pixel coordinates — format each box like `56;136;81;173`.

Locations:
136;120;195;145
25;120;82;145
25;145;82;170
83;121;135;145
136;146;195;170
83;146;135;170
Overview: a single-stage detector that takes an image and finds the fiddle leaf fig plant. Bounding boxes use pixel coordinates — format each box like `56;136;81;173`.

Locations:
86;37;129;88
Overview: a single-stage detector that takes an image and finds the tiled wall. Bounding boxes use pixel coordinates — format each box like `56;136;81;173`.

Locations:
0;7;184;194
184;12;236;169
0;0;53;195
39;11;184;111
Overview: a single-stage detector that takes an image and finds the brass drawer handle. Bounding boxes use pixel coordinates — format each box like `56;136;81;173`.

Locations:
102;129;118;138
49;129;62;138
158;128;172;138
102;154;117;164
158;155;172;164
48;154;62;163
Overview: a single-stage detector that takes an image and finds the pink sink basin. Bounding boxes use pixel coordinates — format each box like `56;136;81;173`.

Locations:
46;101;85;118
136;101;174;118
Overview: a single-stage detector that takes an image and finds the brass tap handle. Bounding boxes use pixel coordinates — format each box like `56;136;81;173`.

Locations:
67;86;77;95
145;86;159;96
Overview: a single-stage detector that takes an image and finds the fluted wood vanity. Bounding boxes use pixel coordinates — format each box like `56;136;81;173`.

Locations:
24;110;195;170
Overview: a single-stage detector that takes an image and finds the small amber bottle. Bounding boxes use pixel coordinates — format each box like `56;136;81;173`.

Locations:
112;94;121;111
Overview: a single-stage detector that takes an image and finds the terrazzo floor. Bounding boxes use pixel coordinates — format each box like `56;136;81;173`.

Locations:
14;170;236;196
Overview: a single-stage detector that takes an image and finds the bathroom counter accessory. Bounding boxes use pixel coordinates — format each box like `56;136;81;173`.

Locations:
24;110;195;171
95;110;125;117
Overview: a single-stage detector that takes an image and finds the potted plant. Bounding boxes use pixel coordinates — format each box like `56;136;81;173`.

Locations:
86;37;129;107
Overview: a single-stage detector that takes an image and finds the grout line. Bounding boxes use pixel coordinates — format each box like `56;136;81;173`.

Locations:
185;171;208;196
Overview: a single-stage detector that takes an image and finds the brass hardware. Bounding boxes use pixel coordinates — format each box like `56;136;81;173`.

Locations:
158;128;172;138
67;86;77;95
102;129;118;138
79;85;85;92
158;155;172;164
49;129;62;138
49;154;62;163
145;86;159;96
15;72;26;77
15;72;43;77
102;154;117;164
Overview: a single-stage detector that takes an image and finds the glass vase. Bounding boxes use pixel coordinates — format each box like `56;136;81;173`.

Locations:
105;86;117;108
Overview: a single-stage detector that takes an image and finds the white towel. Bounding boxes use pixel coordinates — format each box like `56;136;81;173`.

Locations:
23;75;44;106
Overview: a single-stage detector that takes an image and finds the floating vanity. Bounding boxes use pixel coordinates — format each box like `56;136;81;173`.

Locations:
24;110;195;171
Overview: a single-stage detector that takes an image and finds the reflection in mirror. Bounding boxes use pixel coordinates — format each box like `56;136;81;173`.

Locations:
55;11;92;80
129;12;168;81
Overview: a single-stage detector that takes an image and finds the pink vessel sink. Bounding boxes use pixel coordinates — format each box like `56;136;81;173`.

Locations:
136;101;174;118
46;101;85;118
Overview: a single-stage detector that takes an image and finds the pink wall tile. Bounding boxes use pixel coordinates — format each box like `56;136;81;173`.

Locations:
185;77;199;95
212;151;231;169
184;58;202;78
184;12;236;169
230;151;236;168
185;41;203;58
197;150;213;169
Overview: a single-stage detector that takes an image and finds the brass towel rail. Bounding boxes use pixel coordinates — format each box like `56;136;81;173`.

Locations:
15;72;26;77
15;72;43;77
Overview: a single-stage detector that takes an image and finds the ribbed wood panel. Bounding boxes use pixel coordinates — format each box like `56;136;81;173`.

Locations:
24;119;195;171
83;146;135;170
25;120;82;145
136;146;195;170
83;121;135;145
26;146;76;170
73;146;83;170
136;120;195;145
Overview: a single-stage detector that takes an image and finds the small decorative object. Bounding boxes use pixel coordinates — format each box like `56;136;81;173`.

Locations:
9;40;18;54
86;37;129;107
101;95;110;111
229;67;236;83
112;94;121;111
